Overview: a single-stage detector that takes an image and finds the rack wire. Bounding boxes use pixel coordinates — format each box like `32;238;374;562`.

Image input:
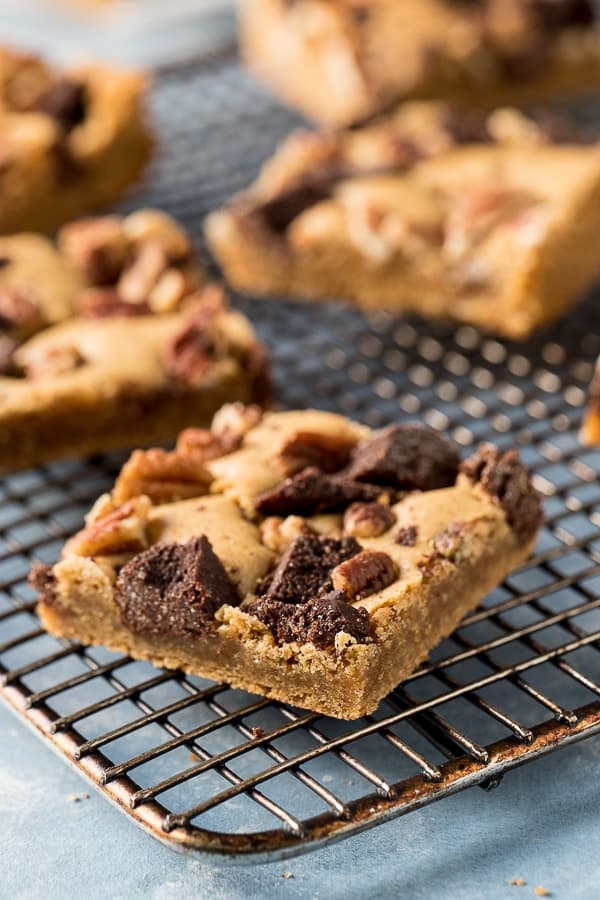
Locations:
1;52;600;863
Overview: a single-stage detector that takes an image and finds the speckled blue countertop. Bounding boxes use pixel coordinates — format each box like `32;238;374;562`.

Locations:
2;701;599;899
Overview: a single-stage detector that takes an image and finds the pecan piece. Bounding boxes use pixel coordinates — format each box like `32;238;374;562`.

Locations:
343;502;395;538
58;216;129;285
277;430;357;476
395;525;418;547
63;496;151;558
260;534;361;605
432;522;468;561
0;286;42;335
75;287;150;318
118;240;169;306
460;445;543;540
260;515;314;553
162;287;226;386
345;424;459;492
36;78;86;131
123;209;191;261
331;550;397;599
211;402;263;446
255;467;386;517
24;344;85;379
112;446;213;505
115;536;239;636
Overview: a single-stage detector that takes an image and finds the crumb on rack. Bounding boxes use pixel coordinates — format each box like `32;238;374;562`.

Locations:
251;727;265;739
281;872;293;879
509;878;526;886
67;792;89;802
534;888;550;897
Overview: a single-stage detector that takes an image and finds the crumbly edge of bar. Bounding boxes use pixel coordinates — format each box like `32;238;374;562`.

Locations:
37;514;532;718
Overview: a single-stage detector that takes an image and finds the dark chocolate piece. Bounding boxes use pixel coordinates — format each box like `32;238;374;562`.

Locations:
261;533;361;605
115;536;239;636
255;467;385;517
345;424;460;492
460;445;543;539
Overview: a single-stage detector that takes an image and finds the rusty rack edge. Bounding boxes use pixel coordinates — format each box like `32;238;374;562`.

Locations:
2;680;599;864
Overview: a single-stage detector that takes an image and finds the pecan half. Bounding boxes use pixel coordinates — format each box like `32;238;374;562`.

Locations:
331;550;397;599
113;446;213;506
343;502;395;538
63;496;151;558
211;402;263;445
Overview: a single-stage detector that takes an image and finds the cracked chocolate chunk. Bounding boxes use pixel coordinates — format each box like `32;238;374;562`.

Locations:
395;525;418;547
345;424;460;492
255;467;385;517
37;78;86;131
343;501;395;538
278;430;357;476
461;445;543;540
331;550;397;599
261;533;361;605
245;590;371;649
115;536;239;636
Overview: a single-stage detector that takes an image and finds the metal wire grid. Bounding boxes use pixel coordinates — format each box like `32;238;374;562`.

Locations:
1;55;600;862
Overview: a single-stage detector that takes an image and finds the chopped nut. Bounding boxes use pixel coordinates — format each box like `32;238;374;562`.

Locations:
395;525;418;547
277;429;357;476
444;187;541;261
211;402;263;444
0;285;42;334
75;287;150;318
343;501;395;538
176;427;233;462
58;216;128;284
432;522;467;561
112;447;213;505
123;209;191;260
63;496;151;558
331;549;397;599
118;240;169;305
148;267;187;313
260;515;313;553
162;288;226;386
24;344;85;379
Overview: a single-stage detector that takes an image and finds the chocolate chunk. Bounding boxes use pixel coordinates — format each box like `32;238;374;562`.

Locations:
0;256;11;269
115;536;239;636
279;430;357;476
345;424;460;492
331;550;397;598
261;533;361;605
245;590;371;649
531;0;595;30
460;445;543;540
395;525;418;547
255;467;385;517
343;501;396;538
37;78;86;131
29;562;57;605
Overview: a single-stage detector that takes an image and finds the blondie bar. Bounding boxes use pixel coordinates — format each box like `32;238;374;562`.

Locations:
33;406;542;719
207;104;600;339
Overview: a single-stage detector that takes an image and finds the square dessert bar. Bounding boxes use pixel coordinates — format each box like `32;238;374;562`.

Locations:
207;104;600;339
0;287;269;471
581;358;600;444
33;406;543;719
0;209;204;374
241;0;600;127
0;47;150;233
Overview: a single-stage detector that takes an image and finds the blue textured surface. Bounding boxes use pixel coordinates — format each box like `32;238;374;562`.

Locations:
2;700;599;899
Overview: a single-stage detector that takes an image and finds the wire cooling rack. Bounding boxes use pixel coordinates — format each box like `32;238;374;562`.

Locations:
1;51;600;863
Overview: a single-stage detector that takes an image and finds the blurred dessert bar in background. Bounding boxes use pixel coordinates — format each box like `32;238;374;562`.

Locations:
0;47;151;233
207;103;600;340
241;0;600;127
